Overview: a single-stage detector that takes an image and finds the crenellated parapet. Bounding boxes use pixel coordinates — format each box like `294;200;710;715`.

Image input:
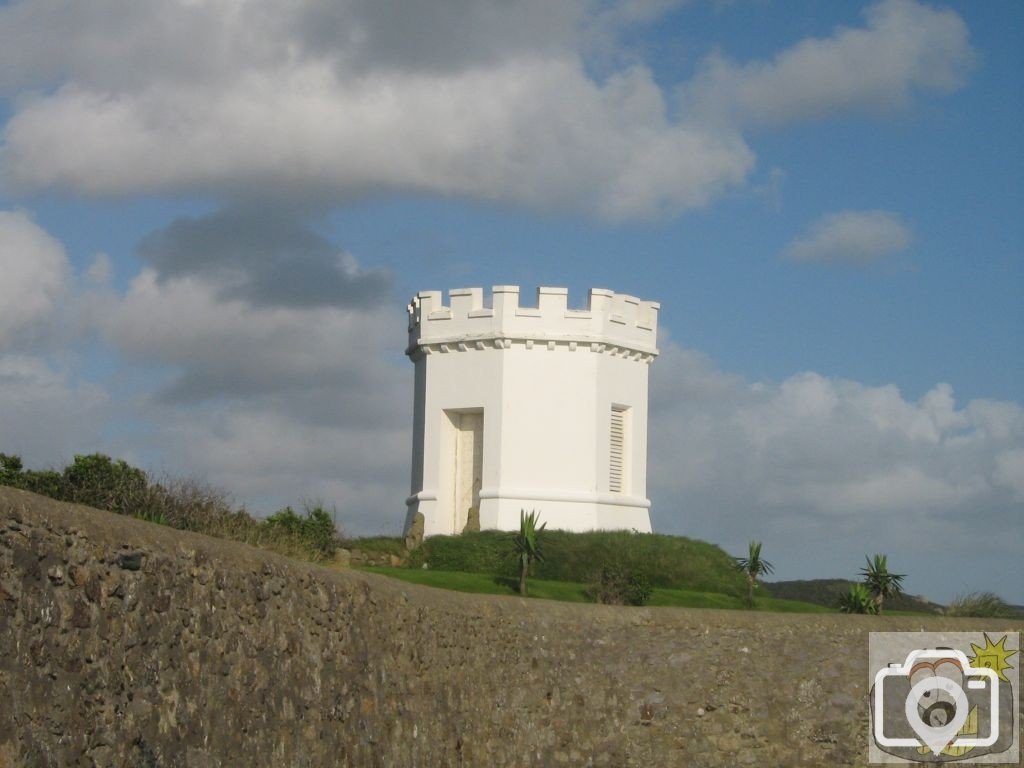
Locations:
407;286;659;361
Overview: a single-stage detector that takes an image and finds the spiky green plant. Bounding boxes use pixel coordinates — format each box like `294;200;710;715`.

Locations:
513;510;546;596
838;583;879;614
734;540;774;607
860;554;905;614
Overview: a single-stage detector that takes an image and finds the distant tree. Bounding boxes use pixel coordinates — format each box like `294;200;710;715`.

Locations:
513;510;546;596
734;540;774;607
0;453;24;479
0;452;66;499
838;583;879;614
860;554;905;615
61;453;148;514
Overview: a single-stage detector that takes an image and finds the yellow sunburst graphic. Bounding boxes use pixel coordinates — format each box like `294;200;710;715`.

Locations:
969;632;1017;683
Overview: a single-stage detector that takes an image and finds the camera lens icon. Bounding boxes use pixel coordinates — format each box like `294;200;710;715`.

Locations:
905;672;970;755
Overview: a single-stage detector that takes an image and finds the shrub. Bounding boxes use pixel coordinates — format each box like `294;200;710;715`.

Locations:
838;583;878;614
587;564;653;606
513;510;546;596
1;453;64;498
264;505;340;560
859;554;905;614
264;506;305;532
61;453;149;515
734;540;774;608
405;530;516;573
19;469;65;499
141;476;238;532
946;591;1017;618
0;453;24;480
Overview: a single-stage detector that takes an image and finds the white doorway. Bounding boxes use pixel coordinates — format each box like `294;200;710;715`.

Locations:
452;410;483;532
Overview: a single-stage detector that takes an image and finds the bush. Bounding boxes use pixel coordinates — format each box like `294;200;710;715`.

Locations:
405;530;516;573
587;564;653;606
837;583;878;614
946;592;1017;618
61;453;149;514
141;476;238;532
0;453;23;480
1;453;64;499
264;505;340;560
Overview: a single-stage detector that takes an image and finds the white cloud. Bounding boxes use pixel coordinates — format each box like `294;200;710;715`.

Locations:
761;466;984;515
0;0;586;90
0;0;970;219
139;404;410;532
136;205;393;309
993;449;1024;502
0;210;410;529
85;252;113;286
89;256;412;528
784;210;913;264
0;0;753;219
650;344;1021;519
683;0;973;126
103;267;404;406
0;210;70;346
0;355;108;465
0;59;754;220
648;339;1024;599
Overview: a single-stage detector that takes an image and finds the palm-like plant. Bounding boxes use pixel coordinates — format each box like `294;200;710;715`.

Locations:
734;540;774;607
838;583;879;614
514;510;546;596
860;554;905;614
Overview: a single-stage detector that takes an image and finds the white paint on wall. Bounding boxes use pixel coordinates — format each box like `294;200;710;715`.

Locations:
405;286;659;535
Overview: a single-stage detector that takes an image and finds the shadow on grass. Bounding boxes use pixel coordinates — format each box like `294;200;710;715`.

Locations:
493;575;519;594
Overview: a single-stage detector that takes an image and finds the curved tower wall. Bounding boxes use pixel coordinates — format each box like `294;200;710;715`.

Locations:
405;286;659;536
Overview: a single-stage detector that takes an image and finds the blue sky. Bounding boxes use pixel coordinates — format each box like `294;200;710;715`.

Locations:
1;0;1021;603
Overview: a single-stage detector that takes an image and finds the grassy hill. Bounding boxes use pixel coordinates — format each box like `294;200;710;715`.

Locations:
402;529;749;597
764;578;944;614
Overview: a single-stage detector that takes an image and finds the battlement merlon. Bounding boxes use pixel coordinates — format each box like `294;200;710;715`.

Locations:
406;286;660;357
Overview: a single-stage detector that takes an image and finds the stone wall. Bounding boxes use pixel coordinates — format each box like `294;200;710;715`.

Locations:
1;486;1021;767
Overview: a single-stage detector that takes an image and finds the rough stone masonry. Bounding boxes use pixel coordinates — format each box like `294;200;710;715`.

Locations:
1;486;1021;767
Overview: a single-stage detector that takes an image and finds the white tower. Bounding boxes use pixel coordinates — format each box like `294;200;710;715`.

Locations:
405;286;659;536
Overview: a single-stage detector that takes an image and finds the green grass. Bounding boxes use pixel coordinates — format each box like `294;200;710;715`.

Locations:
360;567;830;612
361;567;589;601
405;529;748;596
647;588;831;612
344;535;407;556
